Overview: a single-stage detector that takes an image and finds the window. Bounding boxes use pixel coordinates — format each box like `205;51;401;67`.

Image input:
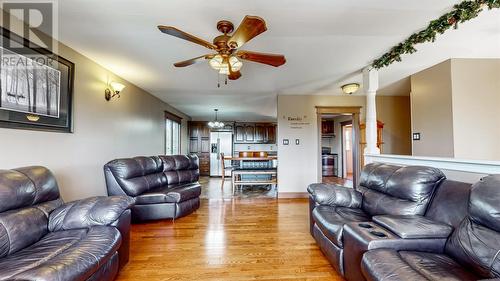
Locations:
165;112;182;155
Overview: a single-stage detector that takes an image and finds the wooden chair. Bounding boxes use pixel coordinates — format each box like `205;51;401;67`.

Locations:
220;153;234;188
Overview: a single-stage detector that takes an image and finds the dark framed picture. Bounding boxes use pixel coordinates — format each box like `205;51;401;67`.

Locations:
0;27;74;133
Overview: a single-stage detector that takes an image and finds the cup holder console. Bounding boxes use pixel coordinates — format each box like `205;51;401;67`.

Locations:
358;223;373;229
370;231;387;238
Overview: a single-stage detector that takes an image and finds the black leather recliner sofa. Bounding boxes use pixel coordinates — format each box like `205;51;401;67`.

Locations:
0;166;134;281
104;154;201;221
361;174;500;281
308;162;446;275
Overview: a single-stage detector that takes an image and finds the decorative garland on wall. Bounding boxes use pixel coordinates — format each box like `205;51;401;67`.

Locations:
372;0;500;69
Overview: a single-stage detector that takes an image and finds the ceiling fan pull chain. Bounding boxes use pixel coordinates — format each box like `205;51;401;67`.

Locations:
225;76;228;85
217;73;220;88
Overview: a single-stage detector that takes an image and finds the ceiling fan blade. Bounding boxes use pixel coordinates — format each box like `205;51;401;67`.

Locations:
228;16;267;49
236;51;286;67
158;25;217;50
174;54;215;67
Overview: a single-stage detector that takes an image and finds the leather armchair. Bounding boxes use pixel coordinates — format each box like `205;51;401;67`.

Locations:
361;174;500;281
0;166;133;281
104;154;201;221
307;163;445;275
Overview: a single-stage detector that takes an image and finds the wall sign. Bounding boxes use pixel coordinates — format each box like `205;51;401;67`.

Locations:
283;114;311;129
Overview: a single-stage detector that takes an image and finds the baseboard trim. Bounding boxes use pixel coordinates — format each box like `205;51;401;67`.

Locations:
278;192;309;199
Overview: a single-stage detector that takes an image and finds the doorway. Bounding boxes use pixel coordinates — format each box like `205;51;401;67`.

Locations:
341;122;354;181
317;106;361;188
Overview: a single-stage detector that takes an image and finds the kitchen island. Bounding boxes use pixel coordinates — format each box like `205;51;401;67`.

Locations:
223;155;278;195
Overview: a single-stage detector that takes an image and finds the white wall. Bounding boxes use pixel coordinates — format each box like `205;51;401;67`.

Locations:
277;95;366;193
0;14;190;201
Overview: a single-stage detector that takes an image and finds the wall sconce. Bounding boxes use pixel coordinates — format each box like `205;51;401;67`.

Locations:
105;81;126;101
341;83;360;95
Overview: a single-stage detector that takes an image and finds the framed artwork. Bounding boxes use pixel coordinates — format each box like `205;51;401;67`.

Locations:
0;27;74;133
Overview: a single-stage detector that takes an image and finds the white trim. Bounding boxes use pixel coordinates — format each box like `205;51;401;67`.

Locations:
364;154;500;174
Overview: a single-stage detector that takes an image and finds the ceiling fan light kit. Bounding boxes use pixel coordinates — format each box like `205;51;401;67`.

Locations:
158;15;286;86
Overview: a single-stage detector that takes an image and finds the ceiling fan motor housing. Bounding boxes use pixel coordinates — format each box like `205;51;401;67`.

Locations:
216;20;234;34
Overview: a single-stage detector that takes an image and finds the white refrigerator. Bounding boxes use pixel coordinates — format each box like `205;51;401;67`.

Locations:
210;131;233;177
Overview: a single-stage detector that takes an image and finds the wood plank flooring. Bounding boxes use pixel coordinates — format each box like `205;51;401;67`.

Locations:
115;179;343;280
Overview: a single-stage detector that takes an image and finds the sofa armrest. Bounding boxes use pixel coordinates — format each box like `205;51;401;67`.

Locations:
373;215;453;239
307;183;362;208
48;196;135;231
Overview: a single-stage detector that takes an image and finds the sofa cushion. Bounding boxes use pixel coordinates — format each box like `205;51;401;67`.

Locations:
361;249;478;281
445;175;500;279
104;157;166;196
135;183;202;204
159;155;200;185
359;163;445;216
307;183;362;208
312;205;370;247
0;226;121;280
0;167;60;213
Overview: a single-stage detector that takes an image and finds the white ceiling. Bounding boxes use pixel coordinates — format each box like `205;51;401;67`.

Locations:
56;0;500;120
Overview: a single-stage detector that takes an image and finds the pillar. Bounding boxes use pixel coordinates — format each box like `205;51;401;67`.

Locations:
363;67;380;156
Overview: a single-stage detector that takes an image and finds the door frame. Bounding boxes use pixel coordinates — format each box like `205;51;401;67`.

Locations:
316;106;361;188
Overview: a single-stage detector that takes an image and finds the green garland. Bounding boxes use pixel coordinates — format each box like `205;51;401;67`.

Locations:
372;0;500;69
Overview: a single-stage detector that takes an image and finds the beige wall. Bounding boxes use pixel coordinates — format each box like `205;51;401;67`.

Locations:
410;58;500;161
376;96;411;155
277;95;366;193
0;15;190;201
410;60;455;157
451;59;500;160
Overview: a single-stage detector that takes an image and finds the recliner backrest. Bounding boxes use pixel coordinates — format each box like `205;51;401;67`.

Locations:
358;163;445;216
445;175;500;279
104;156;166;196
425;179;472;229
0;167;63;258
159;154;199;185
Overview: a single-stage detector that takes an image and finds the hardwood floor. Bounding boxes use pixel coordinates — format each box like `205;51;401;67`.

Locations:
115;180;343;280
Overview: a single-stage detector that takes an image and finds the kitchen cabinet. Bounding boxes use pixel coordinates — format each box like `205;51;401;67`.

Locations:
234;123;276;144
188;121;211;175
266;125;276;143
322;120;335;135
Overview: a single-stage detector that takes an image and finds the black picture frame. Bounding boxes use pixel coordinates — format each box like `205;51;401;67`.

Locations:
0;27;74;133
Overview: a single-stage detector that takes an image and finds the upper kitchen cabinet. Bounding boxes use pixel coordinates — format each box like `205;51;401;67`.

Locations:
234;123;276;144
321;120;335;136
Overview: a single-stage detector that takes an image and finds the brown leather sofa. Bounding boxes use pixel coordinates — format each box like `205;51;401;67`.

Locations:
0;166;133;281
104;154;201;221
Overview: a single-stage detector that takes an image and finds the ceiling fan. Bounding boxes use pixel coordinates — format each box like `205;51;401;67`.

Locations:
158;15;286;83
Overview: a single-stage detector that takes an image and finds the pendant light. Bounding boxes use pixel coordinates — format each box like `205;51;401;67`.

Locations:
208;109;225;129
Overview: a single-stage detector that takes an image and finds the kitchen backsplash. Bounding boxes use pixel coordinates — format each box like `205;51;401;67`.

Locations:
234;143;277;152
